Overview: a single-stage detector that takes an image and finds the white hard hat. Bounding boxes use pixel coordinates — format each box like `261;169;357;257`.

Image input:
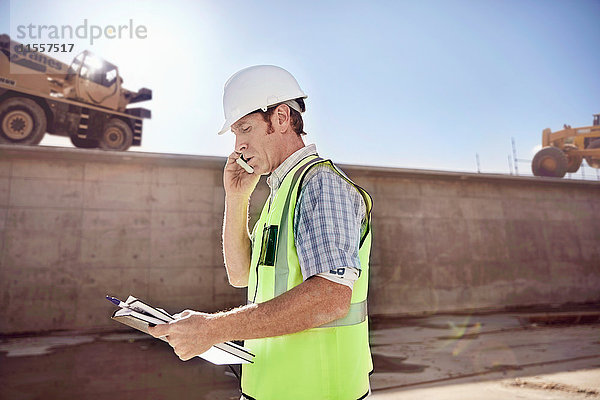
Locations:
218;65;307;135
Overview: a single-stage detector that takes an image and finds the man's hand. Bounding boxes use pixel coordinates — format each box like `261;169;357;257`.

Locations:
224;151;260;199
147;310;218;361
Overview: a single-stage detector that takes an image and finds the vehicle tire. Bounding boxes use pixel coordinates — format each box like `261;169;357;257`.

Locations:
0;97;47;145
531;146;568;178
563;144;582;173
70;136;99;149
584;139;600;169
98;118;133;151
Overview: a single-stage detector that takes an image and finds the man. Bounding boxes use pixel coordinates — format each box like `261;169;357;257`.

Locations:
149;65;373;399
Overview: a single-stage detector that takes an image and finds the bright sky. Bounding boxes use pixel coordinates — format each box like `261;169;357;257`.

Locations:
2;0;599;176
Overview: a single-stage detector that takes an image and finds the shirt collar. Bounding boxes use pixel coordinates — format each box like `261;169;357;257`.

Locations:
266;143;318;191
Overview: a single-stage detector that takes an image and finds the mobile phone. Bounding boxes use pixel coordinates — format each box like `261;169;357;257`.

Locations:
236;155;254;174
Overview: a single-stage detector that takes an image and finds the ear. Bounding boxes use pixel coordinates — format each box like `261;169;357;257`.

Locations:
274;104;291;133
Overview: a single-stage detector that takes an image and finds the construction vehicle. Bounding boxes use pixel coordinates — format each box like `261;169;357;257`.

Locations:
0;34;151;151
531;114;600;178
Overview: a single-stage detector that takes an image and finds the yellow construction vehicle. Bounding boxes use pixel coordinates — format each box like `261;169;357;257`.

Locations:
0;34;151;151
531;114;600;178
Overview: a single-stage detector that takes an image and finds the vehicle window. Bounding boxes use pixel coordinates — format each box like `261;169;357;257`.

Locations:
81;67;102;85
67;52;84;76
80;55;115;87
103;68;118;87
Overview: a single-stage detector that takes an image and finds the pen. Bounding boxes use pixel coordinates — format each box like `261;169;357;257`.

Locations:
106;295;127;307
106;295;145;313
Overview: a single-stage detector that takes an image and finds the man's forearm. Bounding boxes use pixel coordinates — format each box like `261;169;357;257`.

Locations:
148;276;353;361
222;195;252;287
208;276;352;342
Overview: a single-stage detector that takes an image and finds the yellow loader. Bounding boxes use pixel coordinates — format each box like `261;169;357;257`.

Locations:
532;114;600;178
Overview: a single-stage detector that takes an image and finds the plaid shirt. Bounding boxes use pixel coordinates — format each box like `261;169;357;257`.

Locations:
266;144;366;280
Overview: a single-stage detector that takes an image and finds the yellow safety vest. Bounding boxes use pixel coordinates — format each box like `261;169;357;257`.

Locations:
242;155;373;400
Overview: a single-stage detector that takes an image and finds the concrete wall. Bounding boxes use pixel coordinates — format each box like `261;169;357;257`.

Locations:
362;168;600;315
0;145;599;333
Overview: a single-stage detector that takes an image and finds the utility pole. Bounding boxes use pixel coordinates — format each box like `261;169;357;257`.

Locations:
511;137;519;175
476;153;481;173
511;137;533;176
508;154;514;175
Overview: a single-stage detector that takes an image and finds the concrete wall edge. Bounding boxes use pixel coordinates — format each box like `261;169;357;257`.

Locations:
2;145;599;187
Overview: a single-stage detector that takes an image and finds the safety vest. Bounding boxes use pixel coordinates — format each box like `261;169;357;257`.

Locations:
241;155;373;400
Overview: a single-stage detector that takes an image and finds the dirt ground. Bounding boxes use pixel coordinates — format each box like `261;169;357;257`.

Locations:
1;308;599;399
369;309;600;399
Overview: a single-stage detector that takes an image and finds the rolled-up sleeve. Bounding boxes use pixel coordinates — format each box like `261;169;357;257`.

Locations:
294;165;366;281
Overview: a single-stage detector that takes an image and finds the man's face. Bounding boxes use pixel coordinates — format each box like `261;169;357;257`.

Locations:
231;112;279;176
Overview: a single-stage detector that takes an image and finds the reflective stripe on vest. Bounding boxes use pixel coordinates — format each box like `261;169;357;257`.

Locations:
274;157;370;328
273;157;369;328
247;298;367;328
319;299;367;328
274;156;325;297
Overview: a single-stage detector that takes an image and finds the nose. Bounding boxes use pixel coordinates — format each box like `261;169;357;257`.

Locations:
235;135;248;154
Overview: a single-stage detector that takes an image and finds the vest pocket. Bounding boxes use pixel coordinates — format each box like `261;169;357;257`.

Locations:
258;225;278;266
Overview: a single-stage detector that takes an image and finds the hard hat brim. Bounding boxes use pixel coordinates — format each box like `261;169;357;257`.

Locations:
217;119;232;135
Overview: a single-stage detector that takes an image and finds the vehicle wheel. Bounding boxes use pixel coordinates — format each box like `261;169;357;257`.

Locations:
70;136;99;149
98;118;133;151
563;144;582;173
0;97;47;145
531;146;568;178
584;139;600;168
